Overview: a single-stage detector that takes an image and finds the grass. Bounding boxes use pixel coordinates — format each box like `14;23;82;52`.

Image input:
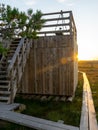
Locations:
0;74;83;129
90;81;98;122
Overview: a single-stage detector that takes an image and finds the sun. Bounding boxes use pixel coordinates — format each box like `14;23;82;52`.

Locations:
78;51;98;61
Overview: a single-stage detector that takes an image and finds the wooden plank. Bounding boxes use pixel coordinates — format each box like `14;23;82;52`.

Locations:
37;29;70;34
0;103;20;111
58;48;63;95
43;17;70;22
80;72;98;130
83;73;98;130
80;73;88;130
42;23;70;28
42;11;71;16
0;110;79;130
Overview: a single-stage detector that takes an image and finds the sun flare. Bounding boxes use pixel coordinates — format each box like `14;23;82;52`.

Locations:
78;51;98;61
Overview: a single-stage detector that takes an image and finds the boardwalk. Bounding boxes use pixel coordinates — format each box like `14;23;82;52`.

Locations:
80;72;98;130
0;72;97;130
0;110;79;130
0;103;79;130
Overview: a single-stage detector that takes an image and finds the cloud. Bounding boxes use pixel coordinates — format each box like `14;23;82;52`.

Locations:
67;3;75;7
56;0;67;3
23;0;36;6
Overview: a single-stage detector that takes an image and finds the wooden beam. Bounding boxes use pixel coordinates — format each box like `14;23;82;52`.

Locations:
80;72;98;130
37;29;70;34
0;110;79;130
42;23;70;28
80;73;88;130
42;11;71;16
44;17;70;22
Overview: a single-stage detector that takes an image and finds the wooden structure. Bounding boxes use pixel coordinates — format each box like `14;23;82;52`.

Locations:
20;10;78;97
80;72;98;130
0;73;97;130
0;38;32;103
0;108;79;130
0;10;77;104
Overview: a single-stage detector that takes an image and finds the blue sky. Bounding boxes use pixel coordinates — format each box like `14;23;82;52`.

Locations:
1;0;98;60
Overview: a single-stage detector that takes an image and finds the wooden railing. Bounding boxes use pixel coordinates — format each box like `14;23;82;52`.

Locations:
80;72;98;130
7;38;32;103
37;10;76;38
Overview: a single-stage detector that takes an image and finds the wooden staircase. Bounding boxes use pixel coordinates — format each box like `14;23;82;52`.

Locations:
0;38;32;104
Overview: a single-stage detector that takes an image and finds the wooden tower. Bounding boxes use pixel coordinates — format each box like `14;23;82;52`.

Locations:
20;11;78;97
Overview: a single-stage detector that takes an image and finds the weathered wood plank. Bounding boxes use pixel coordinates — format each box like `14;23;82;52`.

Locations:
80;72;98;130
42;11;71;16
83;73;98;130
0;110;79;130
80;74;88;130
0;103;20;111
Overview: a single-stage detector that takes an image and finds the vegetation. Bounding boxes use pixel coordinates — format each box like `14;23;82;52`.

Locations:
90;82;98;122
0;3;45;55
0;74;83;129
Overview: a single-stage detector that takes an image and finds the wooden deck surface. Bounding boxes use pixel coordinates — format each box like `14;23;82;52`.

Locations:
0;105;79;130
80;72;98;130
0;102;20;111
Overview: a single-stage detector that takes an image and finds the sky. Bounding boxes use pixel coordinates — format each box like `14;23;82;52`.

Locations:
1;0;98;60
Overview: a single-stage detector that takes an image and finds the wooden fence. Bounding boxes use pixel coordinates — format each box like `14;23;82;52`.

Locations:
20;35;78;97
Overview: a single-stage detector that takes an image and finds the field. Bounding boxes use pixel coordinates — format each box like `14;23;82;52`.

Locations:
78;60;98;121
78;60;98;84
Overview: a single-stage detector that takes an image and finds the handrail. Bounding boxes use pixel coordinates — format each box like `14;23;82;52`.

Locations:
38;11;76;37
42;10;71;16
7;38;25;71
80;72;98;130
7;38;32;103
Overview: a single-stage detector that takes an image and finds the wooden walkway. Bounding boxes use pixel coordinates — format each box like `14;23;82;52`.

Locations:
80;72;98;130
0;103;79;130
0;72;97;130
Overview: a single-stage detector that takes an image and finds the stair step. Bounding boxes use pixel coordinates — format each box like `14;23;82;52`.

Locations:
0;75;8;78
0;96;9;101
8;51;15;53
0;80;9;83
0;67;7;71
10;42;18;47
0;71;7;74
0;62;7;65
12;41;19;44
0;78;8;80
0;80;9;85
0;85;9;89
14;38;21;41
0;91;10;94
10;48;17;51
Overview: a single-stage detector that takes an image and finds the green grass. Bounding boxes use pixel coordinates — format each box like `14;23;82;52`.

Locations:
90;81;98;122
0;74;83;129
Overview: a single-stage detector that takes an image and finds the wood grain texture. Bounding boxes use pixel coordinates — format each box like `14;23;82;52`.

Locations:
20;35;78;97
